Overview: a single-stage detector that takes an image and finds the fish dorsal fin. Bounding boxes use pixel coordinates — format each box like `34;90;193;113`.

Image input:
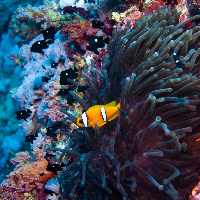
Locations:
87;101;117;111
104;101;116;107
87;104;102;110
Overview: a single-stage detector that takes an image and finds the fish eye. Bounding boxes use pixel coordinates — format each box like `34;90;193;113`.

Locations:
79;119;83;123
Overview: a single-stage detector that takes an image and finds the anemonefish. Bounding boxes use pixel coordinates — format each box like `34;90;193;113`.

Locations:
77;101;126;128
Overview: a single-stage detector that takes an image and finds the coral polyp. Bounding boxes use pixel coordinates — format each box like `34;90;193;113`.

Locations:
54;6;200;200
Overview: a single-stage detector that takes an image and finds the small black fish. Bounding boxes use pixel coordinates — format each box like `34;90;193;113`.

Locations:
60;68;79;85
58;88;70;96
30;40;51;53
77;85;89;92
39;172;44;176
46;125;57;137
42;76;50;82
103;37;110;44
92;20;104;28
43;188;58;196
25;133;38;144
58;90;76;105
46;162;65;175
46;153;56;158
41;74;54;83
63;6;87;18
66;95;76;106
51;61;58;69
86;36;109;55
33;98;42;103
41;27;57;40
15;109;32;121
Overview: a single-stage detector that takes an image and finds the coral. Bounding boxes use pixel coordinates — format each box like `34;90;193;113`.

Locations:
0;150;53;199
55;6;200;200
9;1;69;43
110;1;166;29
12;35;70;125
45;178;60;194
111;5;142;29
59;0;87;9
60;20;91;47
10;151;32;168
191;181;200;199
0;0;41;35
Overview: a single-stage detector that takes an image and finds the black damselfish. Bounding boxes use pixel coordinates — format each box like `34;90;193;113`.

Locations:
30;39;52;53
46;153;56;158
46;125;58;137
77;85;89;92
51;61;58;69
58;90;76;105
42;26;57;40
92;20;104;28
25;133;38;144
58;88;71;96
15;109;32;121
46;162;65;175
66;95;76;106
41;74;54;83
60;68;79;85
86;36;109;55
43;188;58;196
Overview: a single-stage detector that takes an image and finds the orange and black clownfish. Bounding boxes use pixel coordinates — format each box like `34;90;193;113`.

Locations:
77;101;127;128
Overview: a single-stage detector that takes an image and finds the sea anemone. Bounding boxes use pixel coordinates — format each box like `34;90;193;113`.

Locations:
55;6;200;200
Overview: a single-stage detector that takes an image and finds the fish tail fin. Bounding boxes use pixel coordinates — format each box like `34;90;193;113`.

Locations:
119;109;128;118
117;103;128;118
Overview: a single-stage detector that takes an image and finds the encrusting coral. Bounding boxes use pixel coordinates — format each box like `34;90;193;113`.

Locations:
0;150;53;199
54;6;200;200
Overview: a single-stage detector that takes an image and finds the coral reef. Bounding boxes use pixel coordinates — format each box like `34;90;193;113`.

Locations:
0;150;53;199
55;6;200;200
0;0;42;37
60;20;91;47
2;0;200;199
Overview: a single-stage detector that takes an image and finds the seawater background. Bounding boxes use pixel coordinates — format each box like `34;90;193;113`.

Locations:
0;0;43;183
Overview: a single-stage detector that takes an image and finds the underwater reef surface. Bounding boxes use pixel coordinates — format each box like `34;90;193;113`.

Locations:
0;0;43;37
1;0;200;199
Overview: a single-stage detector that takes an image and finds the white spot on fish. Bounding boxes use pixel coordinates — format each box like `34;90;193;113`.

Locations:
81;112;88;127
101;107;107;122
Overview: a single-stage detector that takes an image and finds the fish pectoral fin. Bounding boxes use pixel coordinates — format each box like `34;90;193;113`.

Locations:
107;112;119;121
93;119;107;128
